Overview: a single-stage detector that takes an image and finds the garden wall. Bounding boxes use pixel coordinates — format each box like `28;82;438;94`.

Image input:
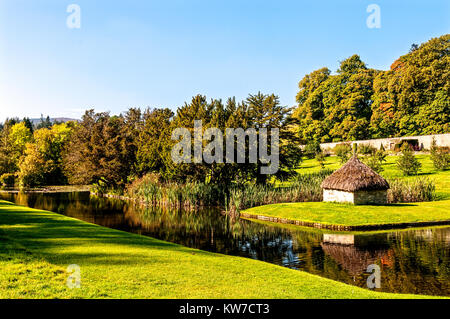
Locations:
319;133;450;152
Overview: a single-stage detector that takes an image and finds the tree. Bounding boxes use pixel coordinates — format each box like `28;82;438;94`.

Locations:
22;117;34;133
294;55;378;142
18;123;73;187
63;110;142;189
362;148;387;173
6;122;33;173
370;34;450;137
304;140;321;159
294;35;450;142
161;93;302;186
430;137;450;170
315;151;326;169
137;108;173;175
397;143;421;176
36;115;52;129
409;43;419;53
293;67;331;143
334;143;352;164
245;92;302;184
358;144;377;156
0;124;13;176
120;108;143;180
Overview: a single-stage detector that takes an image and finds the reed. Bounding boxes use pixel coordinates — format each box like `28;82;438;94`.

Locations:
127;170;333;212
387;177;436;203
126;175;226;210
228;170;333;213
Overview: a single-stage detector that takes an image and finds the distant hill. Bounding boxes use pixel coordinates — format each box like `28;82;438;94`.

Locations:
30;117;79;126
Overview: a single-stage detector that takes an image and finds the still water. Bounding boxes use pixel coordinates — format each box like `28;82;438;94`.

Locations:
1;191;449;296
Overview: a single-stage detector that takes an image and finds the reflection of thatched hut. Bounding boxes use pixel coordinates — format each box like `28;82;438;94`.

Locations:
321;233;392;275
321;156;390;205
321;243;390;276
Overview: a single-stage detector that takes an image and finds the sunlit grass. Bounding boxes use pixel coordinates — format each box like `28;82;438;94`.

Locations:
243;200;450;226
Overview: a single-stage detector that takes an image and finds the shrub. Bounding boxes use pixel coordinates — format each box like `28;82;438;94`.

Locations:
431;150;450;170
430;138;450;170
333;143;352;163
0;173;15;187
91;179;109;195
315;151;326;169
304;141;321;159
358;144;377;156
362;149;387;173
388;178;436;203
396;143;421;176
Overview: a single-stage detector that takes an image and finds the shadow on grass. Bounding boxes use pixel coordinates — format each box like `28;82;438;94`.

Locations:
417;172;434;176
383;203;419;207
0;202;217;269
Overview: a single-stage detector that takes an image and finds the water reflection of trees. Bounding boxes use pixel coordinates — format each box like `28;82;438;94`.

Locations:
317;230;450;296
1;191;449;296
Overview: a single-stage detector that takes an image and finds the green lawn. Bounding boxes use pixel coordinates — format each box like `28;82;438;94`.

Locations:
0;200;435;299
246;155;450;227
242;201;450;227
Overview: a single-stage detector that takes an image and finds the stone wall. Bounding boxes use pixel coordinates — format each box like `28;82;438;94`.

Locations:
354;190;388;205
323;189;354;204
323;189;388;205
319;133;450;152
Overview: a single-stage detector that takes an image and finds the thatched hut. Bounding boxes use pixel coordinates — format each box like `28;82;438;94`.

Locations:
321;155;389;205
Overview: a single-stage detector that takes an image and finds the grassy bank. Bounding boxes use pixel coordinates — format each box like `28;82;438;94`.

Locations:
0;200;435;299
242;200;450;227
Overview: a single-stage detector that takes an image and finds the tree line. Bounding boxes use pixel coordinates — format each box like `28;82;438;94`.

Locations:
294;34;449;143
0;93;301;189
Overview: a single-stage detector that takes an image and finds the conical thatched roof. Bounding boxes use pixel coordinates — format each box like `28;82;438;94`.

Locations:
321;156;389;192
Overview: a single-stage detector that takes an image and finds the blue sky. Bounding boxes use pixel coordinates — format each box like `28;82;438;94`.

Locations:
0;0;449;121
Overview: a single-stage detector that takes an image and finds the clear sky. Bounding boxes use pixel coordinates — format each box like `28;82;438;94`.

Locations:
0;0;449;122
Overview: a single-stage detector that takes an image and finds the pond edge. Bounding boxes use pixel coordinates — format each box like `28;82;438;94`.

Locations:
240;212;450;231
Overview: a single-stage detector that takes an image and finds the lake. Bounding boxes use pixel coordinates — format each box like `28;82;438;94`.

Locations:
1;191;449;297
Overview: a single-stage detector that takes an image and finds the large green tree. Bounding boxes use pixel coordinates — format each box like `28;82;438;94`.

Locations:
294;55;378;143
295;34;449;142
165;93;301;185
63;110;141;188
370;34;449;136
136;108;174;175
